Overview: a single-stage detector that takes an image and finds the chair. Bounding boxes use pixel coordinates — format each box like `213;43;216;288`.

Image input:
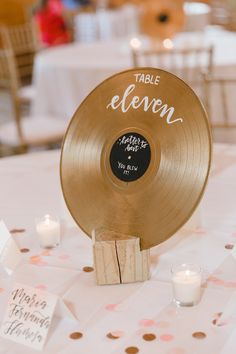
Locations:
131;45;214;94
203;74;236;142
0;22;39;84
0;48;67;154
0;24;36;106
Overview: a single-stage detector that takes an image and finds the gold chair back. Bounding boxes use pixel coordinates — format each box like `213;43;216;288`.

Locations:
132;45;214;93
0;49;23;143
0;22;38;83
203;74;236;129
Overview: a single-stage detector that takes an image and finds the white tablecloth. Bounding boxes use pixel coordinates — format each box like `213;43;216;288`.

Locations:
32;26;236;127
0;143;236;353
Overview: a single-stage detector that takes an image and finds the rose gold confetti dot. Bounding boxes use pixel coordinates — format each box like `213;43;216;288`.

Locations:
105;303;118;311
194;228;206;234
208;276;218;282
0;288;4;293
142;333;156;341
41;250;51;256
139;319;155;327
150;254;158;265
69;332;83;340
30;256;48;266
160;334;174;342
111;331;124;338
225;244;234;250
192;332;206;339
10;228;25;234
155;321;170;328
125;346;139;354
35;284;47;290
208;277;225;286
107;333;118;340
83;266;94;273
30;255;41;262
107;331;124;339
216;312;222;317
20;248;30;253
167;348;186;354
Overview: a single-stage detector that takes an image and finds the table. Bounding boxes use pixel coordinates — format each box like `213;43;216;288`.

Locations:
32;26;236;127
0;143;236;353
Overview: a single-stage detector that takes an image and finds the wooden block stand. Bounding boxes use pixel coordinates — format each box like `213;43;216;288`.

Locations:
92;229;150;285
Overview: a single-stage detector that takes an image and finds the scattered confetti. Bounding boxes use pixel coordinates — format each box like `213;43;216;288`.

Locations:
83;266;94;273
194;228;206;234
69;332;83;340
20;248;30;253
105;303;119;311
192;331;206;339
225;244;234;250
215;312;223;317
107;331;124;339
125;346;139;354
30;255;41;262
160;334;174;342
10;228;26;234
207;276;225;286
139;319;156;327
41;250;52;256
142;333;156;341
35;284;47;290
29;255;48;266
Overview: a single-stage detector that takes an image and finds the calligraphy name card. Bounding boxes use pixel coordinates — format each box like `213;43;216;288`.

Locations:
0;283;58;351
0;220;22;275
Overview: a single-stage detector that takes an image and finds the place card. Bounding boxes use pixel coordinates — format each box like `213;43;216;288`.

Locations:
0;220;23;275
0;282;76;351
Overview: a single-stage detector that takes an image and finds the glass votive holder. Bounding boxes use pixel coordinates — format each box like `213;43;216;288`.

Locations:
35;214;60;249
171;263;202;307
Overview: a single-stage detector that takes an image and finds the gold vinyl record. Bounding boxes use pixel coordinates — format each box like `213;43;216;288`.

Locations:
60;68;211;250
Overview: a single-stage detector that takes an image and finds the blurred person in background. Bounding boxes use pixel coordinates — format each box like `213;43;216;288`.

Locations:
33;0;71;46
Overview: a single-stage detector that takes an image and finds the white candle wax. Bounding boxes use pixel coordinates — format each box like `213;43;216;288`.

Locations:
172;269;201;305
36;215;60;248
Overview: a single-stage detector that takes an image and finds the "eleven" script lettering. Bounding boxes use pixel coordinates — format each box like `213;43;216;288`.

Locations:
106;83;183;125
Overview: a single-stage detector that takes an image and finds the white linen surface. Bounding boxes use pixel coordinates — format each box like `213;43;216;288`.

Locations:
0;144;236;352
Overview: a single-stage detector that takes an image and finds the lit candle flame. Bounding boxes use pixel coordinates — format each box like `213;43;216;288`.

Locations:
163;38;174;49
130;37;142;50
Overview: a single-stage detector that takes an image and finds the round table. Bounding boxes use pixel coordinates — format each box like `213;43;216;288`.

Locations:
32;26;236;125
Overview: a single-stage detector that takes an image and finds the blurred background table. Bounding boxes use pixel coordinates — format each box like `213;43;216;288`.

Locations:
0;143;236;353
32;25;236;127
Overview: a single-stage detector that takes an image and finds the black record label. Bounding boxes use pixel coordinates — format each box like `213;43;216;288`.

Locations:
109;132;151;182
